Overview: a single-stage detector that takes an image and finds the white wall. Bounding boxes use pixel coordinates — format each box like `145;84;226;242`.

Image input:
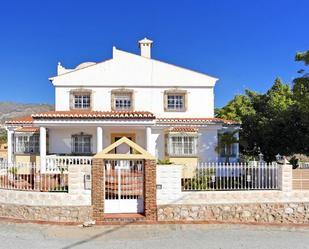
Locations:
52;47;217;118
198;127;220;162
48;127;97;154
55;86;214;118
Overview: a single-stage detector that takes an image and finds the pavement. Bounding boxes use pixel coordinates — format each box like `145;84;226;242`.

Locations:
0;221;309;249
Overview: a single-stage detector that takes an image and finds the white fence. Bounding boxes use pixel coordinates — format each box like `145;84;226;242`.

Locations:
0;161;68;192
46;155;93;172
182;162;279;191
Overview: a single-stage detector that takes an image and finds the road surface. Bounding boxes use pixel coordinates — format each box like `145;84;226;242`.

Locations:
0;221;309;249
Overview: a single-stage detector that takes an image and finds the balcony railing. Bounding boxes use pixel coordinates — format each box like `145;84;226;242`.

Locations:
46;155;93;172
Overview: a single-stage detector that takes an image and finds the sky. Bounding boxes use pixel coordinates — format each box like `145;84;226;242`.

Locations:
0;0;308;108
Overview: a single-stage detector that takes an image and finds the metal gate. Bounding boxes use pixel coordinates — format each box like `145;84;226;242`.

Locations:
104;159;144;213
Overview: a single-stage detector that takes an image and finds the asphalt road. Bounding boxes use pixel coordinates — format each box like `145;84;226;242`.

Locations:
1;221;309;249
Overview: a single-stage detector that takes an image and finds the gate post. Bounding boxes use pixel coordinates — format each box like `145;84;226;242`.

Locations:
92;158;105;222
144;159;157;221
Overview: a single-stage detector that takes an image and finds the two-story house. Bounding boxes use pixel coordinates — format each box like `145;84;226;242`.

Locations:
5;38;239;171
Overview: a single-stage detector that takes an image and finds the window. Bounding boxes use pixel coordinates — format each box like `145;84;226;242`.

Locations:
14;134;39;154
115;94;132;110
111;90;133;111
164;90;187;112
74;94;91;109
70;89;92;110
72;133;92;154
218;133;238;157
167;134;197;156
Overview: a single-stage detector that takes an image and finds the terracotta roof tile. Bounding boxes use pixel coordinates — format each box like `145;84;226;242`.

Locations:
157;117;239;125
31;110;156;120
168;127;198;132
14;127;39;133
5;116;33;125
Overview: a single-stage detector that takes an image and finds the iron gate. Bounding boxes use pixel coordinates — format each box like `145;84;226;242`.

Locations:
104;159;144;213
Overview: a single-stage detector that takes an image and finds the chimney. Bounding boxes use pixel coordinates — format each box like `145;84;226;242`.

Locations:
138;37;153;58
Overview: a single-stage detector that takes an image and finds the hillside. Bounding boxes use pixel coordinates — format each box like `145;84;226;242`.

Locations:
0;102;54;125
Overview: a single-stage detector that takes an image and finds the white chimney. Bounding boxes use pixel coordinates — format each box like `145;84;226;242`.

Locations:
138;37;153;58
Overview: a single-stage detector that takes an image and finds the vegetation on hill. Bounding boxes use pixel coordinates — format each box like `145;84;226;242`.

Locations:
216;50;309;161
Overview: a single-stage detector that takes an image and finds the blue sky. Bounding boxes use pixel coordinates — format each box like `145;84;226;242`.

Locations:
0;0;308;107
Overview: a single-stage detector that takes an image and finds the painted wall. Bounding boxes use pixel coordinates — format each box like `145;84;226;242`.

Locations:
52;47;216;118
55;86;214;118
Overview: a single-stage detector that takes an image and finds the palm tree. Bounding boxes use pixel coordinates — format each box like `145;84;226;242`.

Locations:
216;130;239;163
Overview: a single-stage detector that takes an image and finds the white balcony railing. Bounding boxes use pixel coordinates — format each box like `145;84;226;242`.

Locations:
46;155;93;172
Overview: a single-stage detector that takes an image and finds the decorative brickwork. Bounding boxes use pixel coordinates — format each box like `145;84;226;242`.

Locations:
91;158;105;221
144;159;157;221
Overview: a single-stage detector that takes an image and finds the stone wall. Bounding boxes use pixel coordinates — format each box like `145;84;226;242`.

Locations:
0;203;91;223
158;203;309;224
0;164;92;223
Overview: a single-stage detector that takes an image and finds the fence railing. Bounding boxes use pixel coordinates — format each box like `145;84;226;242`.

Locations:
182;162;279;191
46;155;93;172
0;161;68;192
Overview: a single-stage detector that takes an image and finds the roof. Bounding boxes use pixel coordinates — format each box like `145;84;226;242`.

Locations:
14;127;39;133
168;127;198;133
5;116;33;125
5;112;239;126
157;117;239;125
31;111;155;120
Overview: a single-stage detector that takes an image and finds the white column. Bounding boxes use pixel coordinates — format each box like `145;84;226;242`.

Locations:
7;129;13;163
146;126;151;152
96;126;103;153
40;127;46;173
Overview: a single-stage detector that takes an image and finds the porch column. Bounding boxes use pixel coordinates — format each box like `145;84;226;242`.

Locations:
146;126;151;152
40;126;46;173
96;126;103;153
7;129;14;163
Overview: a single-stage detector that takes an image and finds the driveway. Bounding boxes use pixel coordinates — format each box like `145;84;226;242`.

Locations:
0;221;309;249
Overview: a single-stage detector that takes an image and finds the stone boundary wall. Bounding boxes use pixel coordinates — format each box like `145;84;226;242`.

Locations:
157;203;309;224
0;165;92;222
0;203;92;222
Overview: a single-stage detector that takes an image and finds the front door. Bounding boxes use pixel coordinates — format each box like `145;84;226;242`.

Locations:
111;134;135;154
104;159;144;214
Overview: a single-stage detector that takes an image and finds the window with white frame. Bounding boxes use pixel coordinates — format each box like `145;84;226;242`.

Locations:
111;90;133;111
115;94;132;110
14;134;40;154
167;134;197;156
164;90;187;112
74;94;91;109
72;133;92;154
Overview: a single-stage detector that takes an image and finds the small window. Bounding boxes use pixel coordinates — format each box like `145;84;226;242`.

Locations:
72;133;92;154
14;134;40;154
164;90;187;112
70;89;92;110
115;94;132;110
167;134;197;157
111;90;133;111
74;94;91;109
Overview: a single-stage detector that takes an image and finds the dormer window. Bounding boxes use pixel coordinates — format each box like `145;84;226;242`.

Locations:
164;89;187;112
70;89;92;110
111;89;134;111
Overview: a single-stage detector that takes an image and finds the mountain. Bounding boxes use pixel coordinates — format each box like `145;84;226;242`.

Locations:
0;102;54;125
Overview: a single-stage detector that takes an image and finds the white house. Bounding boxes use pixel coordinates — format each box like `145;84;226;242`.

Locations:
5;38;239;171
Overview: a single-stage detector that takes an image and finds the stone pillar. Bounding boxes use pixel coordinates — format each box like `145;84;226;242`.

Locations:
278;159;293;192
146;126;151;152
92;158;105;221
39;127;46;173
144;159;157;221
96;127;103;153
6;129;14;163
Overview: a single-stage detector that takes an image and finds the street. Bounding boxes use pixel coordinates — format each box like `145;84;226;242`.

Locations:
0;221;309;249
